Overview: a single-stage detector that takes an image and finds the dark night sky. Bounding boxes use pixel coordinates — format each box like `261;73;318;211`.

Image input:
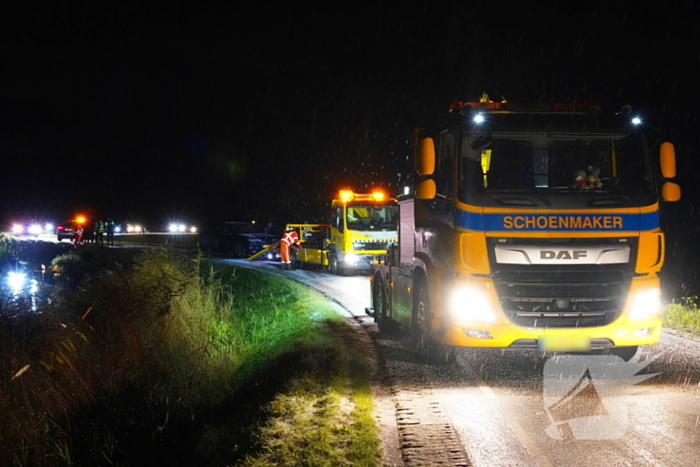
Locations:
2;1;700;237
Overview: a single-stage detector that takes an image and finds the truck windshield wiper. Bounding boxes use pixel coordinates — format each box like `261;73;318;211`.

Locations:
601;186;640;207
586;197;628;207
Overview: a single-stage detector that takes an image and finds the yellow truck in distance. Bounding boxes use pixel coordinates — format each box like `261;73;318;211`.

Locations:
285;190;398;274
367;99;681;364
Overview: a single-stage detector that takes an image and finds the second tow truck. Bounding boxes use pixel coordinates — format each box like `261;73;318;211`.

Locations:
287;190;398;274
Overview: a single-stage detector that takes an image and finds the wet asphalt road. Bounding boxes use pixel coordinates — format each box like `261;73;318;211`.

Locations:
225;259;700;467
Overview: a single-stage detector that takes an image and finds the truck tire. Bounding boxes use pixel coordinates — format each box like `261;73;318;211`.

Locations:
372;275;390;333
328;252;343;275
412;284;456;365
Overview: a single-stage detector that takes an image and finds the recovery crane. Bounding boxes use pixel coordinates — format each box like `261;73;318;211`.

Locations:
367;98;681;363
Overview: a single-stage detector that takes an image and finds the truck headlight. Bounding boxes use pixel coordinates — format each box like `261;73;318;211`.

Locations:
628;288;660;321
344;253;359;264
449;287;497;323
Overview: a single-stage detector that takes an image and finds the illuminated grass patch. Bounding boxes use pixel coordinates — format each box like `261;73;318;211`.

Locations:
239;320;380;467
0;246;380;466
662;300;700;334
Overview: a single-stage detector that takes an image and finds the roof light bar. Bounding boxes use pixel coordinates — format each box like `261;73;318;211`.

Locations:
450;101;602;114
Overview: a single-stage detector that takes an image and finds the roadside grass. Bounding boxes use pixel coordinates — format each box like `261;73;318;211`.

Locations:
238;319;380;467
662;299;700;335
0;246;380;466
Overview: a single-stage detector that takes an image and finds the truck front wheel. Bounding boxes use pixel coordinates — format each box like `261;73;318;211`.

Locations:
372;275;390;333
328;252;343;275
412;284;456;365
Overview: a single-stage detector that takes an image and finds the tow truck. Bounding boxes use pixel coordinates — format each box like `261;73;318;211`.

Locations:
252;191;398;273
367;98;681;363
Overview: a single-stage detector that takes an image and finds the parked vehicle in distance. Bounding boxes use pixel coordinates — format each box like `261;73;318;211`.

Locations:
56;221;77;242
199;221;277;258
56;216;90;242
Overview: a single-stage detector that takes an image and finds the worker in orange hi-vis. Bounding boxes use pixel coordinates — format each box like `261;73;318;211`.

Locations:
280;227;302;270
73;224;84;246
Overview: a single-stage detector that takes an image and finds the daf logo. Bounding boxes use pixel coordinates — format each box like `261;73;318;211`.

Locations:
540;250;588;260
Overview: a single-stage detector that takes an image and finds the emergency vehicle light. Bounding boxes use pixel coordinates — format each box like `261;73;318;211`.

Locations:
371;191;385;201
75;216;86;224
339;190;354;202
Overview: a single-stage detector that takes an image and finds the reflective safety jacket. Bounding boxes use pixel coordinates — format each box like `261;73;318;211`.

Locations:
281;230;302;248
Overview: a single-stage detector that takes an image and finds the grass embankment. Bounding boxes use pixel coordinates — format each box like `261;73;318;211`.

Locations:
111;233;200;248
0;242;379;466
662;300;700;335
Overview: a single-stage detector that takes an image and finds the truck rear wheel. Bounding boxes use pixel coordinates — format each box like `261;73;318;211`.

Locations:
412;284;456;365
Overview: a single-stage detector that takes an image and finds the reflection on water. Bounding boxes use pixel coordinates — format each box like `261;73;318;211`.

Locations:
2;268;46;314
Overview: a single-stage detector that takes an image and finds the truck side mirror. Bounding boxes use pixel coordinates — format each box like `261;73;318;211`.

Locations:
416;138;435;176
416;179;437;200
660;142;676;178
661;182;681;202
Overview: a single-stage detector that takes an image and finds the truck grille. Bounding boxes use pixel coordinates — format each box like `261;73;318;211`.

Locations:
493;268;631;328
488;237;637;329
354;241;392;251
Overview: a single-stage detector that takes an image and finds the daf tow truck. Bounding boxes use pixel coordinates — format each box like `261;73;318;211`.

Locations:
367;98;681;363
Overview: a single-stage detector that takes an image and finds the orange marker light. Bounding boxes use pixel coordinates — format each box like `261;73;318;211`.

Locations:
371;191;385;201
75;216;87;224
339;190;354;202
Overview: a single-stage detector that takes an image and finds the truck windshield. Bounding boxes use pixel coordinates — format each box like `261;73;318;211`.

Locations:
458;132;655;202
346;204;398;231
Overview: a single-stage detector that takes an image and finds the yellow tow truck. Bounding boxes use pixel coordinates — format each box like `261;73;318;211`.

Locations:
260;190;398;274
368;99;681;363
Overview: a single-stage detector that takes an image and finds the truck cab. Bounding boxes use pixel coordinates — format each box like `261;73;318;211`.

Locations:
327;190;398;274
